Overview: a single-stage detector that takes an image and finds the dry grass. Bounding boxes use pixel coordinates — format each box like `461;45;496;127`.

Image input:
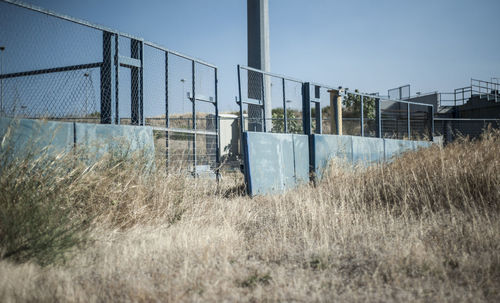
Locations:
0;131;499;302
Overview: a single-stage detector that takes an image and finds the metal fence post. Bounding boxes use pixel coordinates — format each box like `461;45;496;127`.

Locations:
192;60;196;174
100;31;117;124
214;68;220;181
261;73;267;132
375;98;381;138
282;78;288;133
407;102;411;139
165;51;170;172
360;95;364;137
131;39;143;125
315;102;322;134
237;65;244;135
429;105;434;141
302;82;311;135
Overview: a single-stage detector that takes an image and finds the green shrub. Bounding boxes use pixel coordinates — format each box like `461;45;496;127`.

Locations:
0;151;91;266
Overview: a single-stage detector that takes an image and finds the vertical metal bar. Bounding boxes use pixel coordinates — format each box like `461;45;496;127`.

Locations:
192;60;196;174
332;91;339;135
139;42;144;125
114;34;119;124
375;98;381;138
165;51;169;172
282;78;287;133
407;102;411;139
100;31;115;124
0;47;3;116
360;95;364;137
261;72;267;132
131;39;143;125
237;65;244;135
302;82;311;135
315;102;321;134
214;68;220;181
429;105;434;141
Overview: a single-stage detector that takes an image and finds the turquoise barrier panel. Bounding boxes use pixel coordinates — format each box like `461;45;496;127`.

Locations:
311;134;353;179
383;138;414;162
351;136;385;165
0;117;155;167
74;123;155;164
243;132;309;196
311;134;432;180
293;134;310;184
0;117;74;161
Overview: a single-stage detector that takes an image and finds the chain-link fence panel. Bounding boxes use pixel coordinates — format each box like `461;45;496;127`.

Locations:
0;1;104;122
380;100;409;139
237;66;305;134
0;0;220;176
409;103;432;140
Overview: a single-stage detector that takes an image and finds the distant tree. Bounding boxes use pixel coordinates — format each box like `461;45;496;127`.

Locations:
343;89;376;119
271;108;302;133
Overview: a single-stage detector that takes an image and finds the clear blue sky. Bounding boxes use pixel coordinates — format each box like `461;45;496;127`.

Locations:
6;0;500;111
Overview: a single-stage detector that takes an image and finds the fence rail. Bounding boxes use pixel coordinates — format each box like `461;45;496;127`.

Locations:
0;0;220;176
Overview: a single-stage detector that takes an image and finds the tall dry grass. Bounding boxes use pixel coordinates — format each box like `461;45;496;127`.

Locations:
0;131;499;302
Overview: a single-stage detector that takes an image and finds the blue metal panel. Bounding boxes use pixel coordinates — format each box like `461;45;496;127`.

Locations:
383;138;414;162
243;132;309;196
311;134;353;180
351;136;385;165
293;134;310;184
0;117;73;161
74;123;155;164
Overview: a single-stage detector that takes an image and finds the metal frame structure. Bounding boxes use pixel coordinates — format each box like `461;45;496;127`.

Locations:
237;64;303;135
388;84;410;100
0;0;220;177
237;65;434;141
438;78;500;107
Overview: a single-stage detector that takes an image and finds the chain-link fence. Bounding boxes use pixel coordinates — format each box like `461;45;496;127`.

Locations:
237;65;434;141
0;0;219;175
237;65;304;134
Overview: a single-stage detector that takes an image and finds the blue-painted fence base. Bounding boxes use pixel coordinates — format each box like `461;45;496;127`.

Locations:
243;132;309;196
311;134;432;181
244;132;434;196
0;117;155;165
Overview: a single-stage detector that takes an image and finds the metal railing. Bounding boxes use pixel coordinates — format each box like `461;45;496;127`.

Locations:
0;0;220;176
471;79;499;102
438;79;500;107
